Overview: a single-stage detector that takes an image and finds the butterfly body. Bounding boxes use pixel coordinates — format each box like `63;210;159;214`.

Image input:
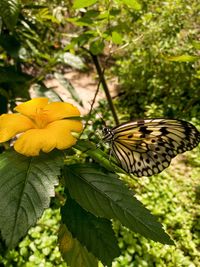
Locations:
102;119;200;177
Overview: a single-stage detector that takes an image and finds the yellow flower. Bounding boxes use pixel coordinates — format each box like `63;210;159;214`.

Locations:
0;98;83;156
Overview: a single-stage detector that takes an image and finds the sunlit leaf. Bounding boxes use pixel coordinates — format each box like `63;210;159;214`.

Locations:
63;163;174;245
166;55;198;62
0;150;63;248
194;69;200;79
119;0;142;10
61;52;86;70
58;224;98;267
73;0;98;9
191;41;200;49
112;31;123;45
74;140;126;174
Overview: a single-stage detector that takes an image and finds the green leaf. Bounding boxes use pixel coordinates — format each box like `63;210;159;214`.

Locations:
69;32;96;47
58;224;98;267
195;69;200;79
74;140;127;174
63;164;174;245
119;0;142;10
67;17;93;27
0;0;20;31
54;72;84;107
61;194;120;266
112;31;123;45
73;0;98;9
0;66;31;83
0;34;21;58
0;150;63;248
31;83;63;102
83;10;100;18
166;55;198;62
191;40;200;49
60;52;86;70
89;40;105;55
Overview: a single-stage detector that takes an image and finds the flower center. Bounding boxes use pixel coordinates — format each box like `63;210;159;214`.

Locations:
33;108;49;128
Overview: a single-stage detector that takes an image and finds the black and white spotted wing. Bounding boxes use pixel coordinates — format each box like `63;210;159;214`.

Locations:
102;119;200;177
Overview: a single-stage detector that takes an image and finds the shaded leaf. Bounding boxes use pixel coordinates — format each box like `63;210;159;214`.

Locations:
54;72;83;107
89;40;105;55
69;33;95;48
0;150;63;248
0;0;20;31
61;194;120;266
58;224;98;267
31;83;63;102
0;34;21;58
63;163;174;245
0;66;32;99
83;10;100;18
0;66;31;83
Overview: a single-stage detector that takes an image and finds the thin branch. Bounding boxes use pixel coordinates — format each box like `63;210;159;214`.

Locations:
81;46;119;126
79;76;102;138
91;54;119;125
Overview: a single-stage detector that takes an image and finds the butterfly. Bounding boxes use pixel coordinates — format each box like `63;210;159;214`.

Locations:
102;119;200;177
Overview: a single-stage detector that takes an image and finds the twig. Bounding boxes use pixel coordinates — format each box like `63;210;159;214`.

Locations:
81;46;119;126
79;76;102;138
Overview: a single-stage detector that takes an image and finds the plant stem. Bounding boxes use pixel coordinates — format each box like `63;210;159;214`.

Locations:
91;54;119;126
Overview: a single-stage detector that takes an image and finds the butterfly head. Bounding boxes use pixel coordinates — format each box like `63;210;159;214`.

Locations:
102;127;114;142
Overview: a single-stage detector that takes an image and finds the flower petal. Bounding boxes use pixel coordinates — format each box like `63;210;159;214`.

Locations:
0;114;35;142
14;120;83;156
43;102;81;123
15;98;49;117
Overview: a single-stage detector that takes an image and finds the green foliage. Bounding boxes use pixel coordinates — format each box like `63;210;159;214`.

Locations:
0;209;67;266
1;148;200;266
119;0;142;10
63;163;173;245
0;150;63;248
112;0;200;119
74;140;126;174
166;54;199;62
0;0;86;108
0;0;20;31
61;194;120;266
59;224;98;267
0;142;175;266
73;0;98;9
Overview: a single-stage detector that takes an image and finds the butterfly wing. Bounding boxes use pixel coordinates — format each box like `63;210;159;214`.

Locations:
110;119;200;177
